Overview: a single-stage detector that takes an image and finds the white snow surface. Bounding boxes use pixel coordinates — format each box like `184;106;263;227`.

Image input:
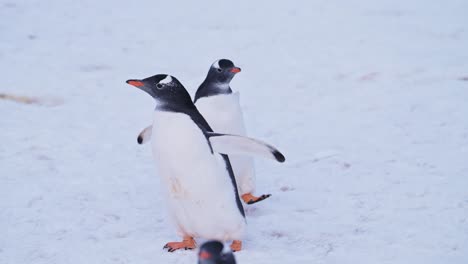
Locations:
1;0;468;264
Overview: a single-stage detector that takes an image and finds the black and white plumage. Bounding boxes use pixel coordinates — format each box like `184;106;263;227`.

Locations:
127;74;284;244
138;59;273;198
194;59;240;102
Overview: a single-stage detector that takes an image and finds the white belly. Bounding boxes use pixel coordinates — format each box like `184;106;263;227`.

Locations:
151;111;245;241
195;93;256;195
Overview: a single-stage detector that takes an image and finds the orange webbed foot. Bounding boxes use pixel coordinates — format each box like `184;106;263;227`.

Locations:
230;240;242;252
241;193;271;205
163;237;196;252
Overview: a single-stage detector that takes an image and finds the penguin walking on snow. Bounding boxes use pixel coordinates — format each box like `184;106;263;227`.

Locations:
138;59;271;205
126;74;285;252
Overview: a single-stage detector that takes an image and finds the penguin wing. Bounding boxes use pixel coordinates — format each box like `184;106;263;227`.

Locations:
206;132;285;163
137;125;152;144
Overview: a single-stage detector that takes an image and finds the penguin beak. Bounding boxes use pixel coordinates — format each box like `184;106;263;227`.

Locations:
199;250;212;260
126;79;145;87
230;67;241;73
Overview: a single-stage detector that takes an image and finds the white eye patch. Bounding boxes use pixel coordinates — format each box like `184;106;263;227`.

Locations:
213;60;220;69
159;75;172;84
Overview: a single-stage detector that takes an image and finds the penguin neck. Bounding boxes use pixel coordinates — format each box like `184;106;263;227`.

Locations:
154;97;197;115
194;80;232;103
154;101;213;132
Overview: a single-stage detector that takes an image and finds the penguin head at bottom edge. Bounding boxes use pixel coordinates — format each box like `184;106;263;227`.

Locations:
198;240;236;264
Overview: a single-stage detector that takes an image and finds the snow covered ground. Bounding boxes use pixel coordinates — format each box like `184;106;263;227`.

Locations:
1;0;468;263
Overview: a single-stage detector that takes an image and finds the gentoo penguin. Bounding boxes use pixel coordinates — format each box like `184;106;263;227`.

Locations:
198;241;236;264
137;59;271;205
126;74;285;252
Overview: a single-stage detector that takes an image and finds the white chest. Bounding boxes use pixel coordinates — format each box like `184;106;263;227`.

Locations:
149;110;245;240
150;111;214;187
195;93;247;135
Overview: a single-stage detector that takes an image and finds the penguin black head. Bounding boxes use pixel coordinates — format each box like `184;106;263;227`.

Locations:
207;59;241;85
126;74;194;111
198;241;236;264
194;59;241;102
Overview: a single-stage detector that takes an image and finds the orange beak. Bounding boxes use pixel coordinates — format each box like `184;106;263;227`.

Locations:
230;67;241;73
199;250;212;260
126;79;144;87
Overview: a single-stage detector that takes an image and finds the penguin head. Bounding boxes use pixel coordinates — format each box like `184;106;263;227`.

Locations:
126;74;193;109
206;59;241;86
198;241;236;264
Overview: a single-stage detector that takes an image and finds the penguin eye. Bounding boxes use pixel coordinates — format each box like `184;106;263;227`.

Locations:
156;83;163;89
216;68;223;72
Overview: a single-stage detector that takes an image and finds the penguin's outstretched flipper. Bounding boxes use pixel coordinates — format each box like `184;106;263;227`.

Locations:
137;125;152;144
206;132;285;163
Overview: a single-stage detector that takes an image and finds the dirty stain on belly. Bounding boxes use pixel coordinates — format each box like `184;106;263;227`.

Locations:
170;178;189;198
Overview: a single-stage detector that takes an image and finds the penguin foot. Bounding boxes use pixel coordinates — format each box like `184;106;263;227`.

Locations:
241;193;271;205
163;237;196;252
230;240;242;252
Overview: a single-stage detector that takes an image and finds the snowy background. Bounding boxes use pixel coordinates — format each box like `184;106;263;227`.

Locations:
1;0;468;263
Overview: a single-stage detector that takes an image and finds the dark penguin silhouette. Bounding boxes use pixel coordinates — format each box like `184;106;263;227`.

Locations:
198;241;236;264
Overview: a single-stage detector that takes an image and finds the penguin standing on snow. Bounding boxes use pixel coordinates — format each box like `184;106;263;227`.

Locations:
138;59;271;205
126;74;285;252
